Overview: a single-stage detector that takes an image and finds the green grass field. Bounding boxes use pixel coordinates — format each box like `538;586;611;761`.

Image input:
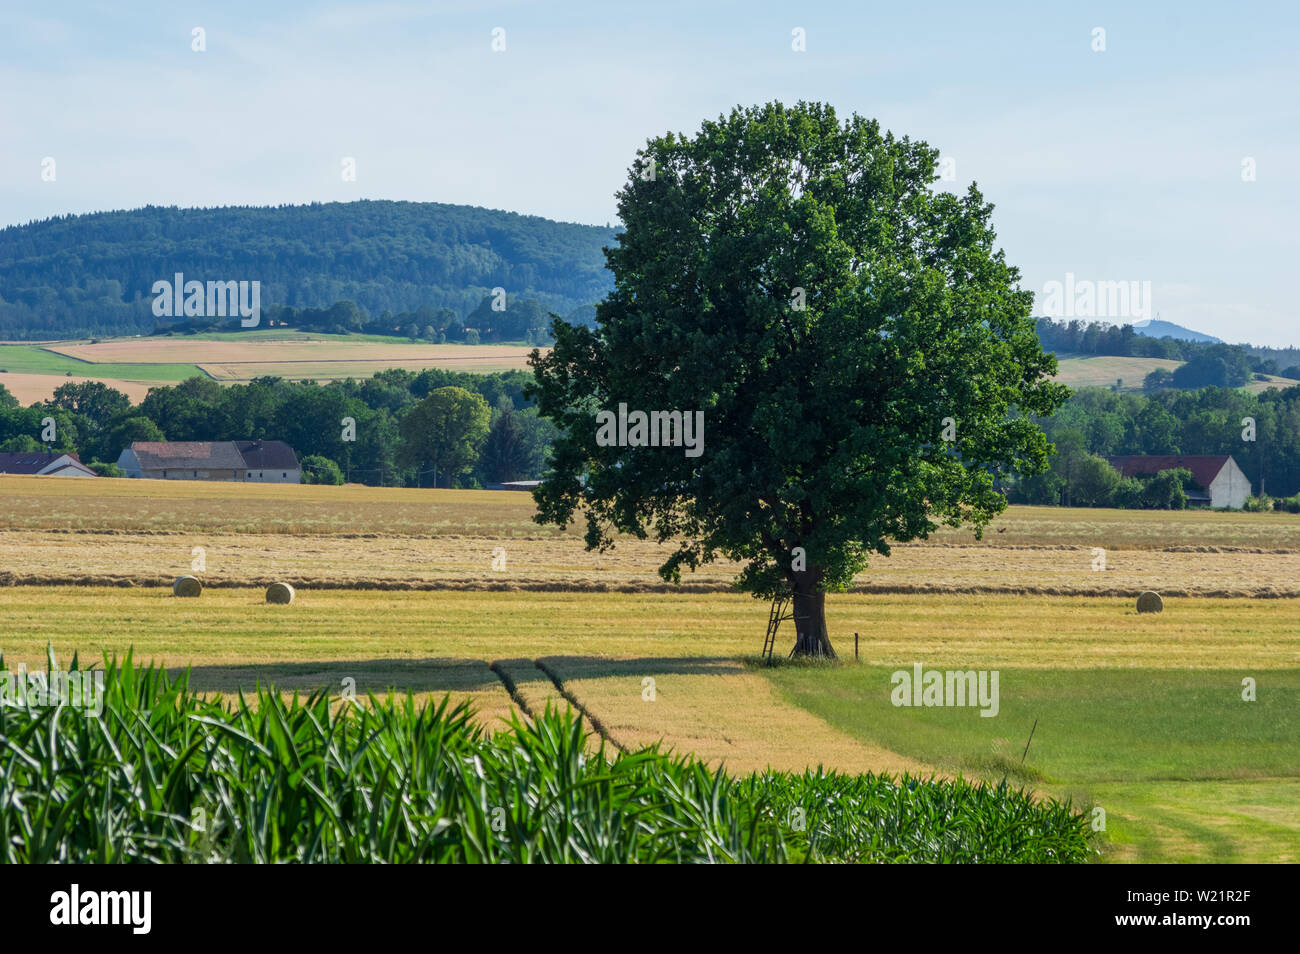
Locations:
762;664;1300;862
0;343;203;381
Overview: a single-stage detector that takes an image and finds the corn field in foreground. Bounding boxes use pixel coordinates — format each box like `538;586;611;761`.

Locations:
0;652;1096;863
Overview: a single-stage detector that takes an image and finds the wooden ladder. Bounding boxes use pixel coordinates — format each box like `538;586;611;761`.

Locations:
761;596;794;663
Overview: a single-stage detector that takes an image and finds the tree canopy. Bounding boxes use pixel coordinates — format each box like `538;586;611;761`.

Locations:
530;102;1067;656
398;387;491;488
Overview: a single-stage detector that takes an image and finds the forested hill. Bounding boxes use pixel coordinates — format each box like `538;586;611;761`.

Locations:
0;201;618;340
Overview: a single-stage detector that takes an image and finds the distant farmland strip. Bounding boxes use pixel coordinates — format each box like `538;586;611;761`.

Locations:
30;336;538;386
1051;353;1300;394
0;344;204;381
48;338;539;365
0;372;157;405
200;355;529;380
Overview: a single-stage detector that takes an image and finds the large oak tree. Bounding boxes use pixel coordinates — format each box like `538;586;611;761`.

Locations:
529;102;1067;656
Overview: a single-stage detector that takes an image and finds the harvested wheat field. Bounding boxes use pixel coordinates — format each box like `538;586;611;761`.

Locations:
7;474;1300;543
1;587;1295;676
5;473;1300;596
0;371;157;405
8;528;1300;597
537;655;939;776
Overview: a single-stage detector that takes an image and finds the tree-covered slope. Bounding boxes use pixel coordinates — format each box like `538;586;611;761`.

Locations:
0;201;617;339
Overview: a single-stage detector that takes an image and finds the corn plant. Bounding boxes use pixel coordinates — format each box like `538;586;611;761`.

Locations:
0;652;1095;863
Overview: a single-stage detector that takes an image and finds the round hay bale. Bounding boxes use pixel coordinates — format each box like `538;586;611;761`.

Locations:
172;575;203;598
1136;591;1164;614
265;582;295;605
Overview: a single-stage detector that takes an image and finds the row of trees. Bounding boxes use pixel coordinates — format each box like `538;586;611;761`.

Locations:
1005;384;1300;505
0;369;558;488
1143;344;1257;390
7;372;1300;501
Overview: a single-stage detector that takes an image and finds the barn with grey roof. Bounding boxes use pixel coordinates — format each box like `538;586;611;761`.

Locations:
117;440;300;482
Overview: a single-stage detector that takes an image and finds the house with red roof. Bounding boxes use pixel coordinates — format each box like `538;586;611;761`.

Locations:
1106;454;1250;509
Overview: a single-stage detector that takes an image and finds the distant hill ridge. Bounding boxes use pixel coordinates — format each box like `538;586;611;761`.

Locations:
0;201;619;340
1131;318;1222;344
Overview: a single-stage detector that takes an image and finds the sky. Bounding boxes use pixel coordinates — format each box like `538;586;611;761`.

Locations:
2;1;1297;344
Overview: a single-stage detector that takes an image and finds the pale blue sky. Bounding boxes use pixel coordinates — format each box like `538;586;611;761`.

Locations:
2;1;1296;344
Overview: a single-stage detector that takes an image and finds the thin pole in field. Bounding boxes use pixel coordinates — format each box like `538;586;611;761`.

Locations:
1021;718;1039;764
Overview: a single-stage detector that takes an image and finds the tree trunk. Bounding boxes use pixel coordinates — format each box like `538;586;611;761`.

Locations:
790;584;836;658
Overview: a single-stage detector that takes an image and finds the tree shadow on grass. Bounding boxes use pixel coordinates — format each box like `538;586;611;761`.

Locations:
536;656;747;681
176;657;504;697
174;655;752;697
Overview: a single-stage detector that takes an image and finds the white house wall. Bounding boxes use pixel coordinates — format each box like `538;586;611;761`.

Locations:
116;449;143;478
1209;459;1251;509
243;469;301;483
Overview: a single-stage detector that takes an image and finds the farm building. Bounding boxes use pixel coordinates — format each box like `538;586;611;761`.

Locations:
117;440;301;483
1106;454;1251;509
0;451;97;477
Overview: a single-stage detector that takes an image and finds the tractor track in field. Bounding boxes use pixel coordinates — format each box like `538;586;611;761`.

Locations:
488;658;627;753
487;661;535;720
533;658;628;753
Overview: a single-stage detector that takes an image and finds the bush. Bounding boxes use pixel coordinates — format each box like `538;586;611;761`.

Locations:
88;461;126;478
1243;494;1274;512
1112;476;1145;509
1141;468;1190;509
1143;368;1174;392
1071;454;1121;507
300;454;344;485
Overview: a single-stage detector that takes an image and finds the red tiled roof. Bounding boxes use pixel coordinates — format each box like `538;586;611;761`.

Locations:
1106;455;1233;489
129;441;250;470
127;441;300;472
